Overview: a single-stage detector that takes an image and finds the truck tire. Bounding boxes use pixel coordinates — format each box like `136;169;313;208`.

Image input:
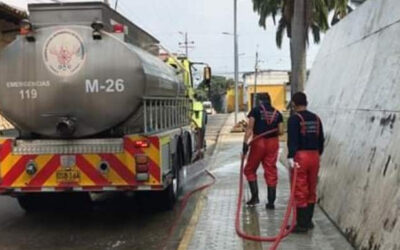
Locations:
185;135;192;165
159;148;182;211
17;195;38;213
17;193;92;212
17;195;42;212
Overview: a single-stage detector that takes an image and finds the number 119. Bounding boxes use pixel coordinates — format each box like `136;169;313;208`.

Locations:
19;89;38;100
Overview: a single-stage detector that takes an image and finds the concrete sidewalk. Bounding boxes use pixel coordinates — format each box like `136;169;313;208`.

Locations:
179;113;353;250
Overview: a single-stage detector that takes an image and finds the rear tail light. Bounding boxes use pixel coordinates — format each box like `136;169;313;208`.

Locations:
136;164;149;181
20;19;35;42
20;19;32;34
136;164;149;173
20;28;30;35
135;155;148;164
113;24;124;33
134;140;150;148
135;154;149;181
135;155;149;173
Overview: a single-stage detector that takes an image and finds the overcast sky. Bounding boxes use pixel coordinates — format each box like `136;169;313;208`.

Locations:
5;0;323;78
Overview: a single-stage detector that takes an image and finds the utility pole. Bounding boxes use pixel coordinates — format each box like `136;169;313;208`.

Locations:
233;0;239;124
253;48;259;108
179;32;195;57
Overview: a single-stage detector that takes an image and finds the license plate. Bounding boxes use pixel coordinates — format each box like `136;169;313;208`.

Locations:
56;169;80;183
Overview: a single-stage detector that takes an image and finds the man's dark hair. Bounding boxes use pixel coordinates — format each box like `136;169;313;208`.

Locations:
258;93;271;104
291;92;308;106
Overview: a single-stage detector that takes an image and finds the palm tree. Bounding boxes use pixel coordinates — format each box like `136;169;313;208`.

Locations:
252;0;351;93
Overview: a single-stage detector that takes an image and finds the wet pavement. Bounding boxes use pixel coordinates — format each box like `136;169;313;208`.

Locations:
205;114;231;156
183;113;354;250
0;114;229;250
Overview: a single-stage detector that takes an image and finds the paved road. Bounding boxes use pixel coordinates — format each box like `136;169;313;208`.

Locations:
205;114;229;141
0;114;228;250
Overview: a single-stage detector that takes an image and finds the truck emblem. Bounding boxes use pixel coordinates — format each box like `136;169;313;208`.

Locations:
43;29;86;77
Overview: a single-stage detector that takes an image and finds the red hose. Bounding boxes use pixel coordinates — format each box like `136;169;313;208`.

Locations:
235;129;299;250
165;128;298;250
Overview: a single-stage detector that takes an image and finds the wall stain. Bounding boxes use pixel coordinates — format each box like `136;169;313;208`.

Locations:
380;114;396;129
345;227;358;247
367;147;377;172
370;116;375;123
364;233;381;250
383;217;397;232
383;218;389;230
391;217;397;231
391;114;396;129
363;179;369;191
383;155;391;176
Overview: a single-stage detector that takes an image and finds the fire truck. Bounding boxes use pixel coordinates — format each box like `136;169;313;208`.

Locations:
0;2;210;211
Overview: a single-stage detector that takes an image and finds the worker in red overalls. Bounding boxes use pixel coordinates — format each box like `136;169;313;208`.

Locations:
287;92;324;233
243;93;284;209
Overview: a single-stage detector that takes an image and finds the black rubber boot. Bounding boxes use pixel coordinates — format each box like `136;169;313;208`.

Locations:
292;207;308;233
246;181;259;206
307;203;315;229
265;186;276;210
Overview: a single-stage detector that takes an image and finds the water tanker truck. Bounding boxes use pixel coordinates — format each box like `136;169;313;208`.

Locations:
0;2;211;211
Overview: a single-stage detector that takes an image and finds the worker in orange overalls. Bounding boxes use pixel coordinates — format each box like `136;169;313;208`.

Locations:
287;92;325;233
243;93;284;209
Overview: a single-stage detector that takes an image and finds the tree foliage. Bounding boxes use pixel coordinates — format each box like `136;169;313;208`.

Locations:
252;0;352;48
195;76;233;113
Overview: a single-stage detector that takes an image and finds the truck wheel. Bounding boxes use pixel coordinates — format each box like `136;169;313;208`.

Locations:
53;193;92;211
17;193;92;212
159;150;182;210
185;136;192;165
17;195;41;212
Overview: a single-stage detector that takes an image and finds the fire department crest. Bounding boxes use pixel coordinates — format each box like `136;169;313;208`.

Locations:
43;29;85;77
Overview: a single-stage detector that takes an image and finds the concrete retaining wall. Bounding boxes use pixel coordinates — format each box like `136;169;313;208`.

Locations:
306;0;400;249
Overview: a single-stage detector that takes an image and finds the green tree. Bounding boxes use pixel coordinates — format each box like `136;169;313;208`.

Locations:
196;76;233;113
252;0;351;93
194;88;208;102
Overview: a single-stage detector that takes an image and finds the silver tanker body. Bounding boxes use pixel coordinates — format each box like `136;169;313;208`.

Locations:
0;4;185;139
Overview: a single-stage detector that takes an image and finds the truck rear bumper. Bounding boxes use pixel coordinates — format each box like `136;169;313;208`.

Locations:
0;184;168;195
0;135;170;194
